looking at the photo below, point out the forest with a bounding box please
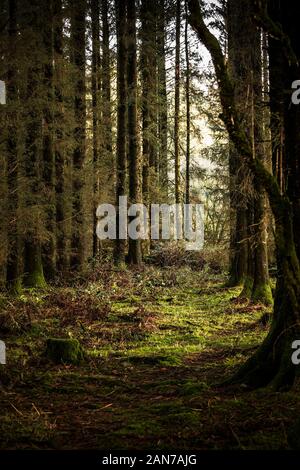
[1,0,300,456]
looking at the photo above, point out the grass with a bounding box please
[0,266,299,449]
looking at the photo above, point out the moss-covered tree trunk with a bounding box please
[188,0,300,390]
[227,0,271,303]
[230,204,300,390]
[23,0,46,289]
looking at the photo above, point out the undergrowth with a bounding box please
[0,265,298,450]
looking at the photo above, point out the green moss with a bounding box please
[226,273,245,288]
[24,270,47,289]
[251,283,273,306]
[126,355,169,365]
[2,267,289,450]
[114,261,127,271]
[180,380,210,395]
[23,242,47,289]
[239,276,253,299]
[45,338,84,365]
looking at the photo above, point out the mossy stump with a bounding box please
[251,283,273,306]
[45,338,84,365]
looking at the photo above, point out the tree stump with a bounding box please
[45,338,84,365]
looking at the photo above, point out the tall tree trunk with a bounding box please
[91,0,101,258]
[0,0,7,287]
[127,0,142,265]
[141,0,157,209]
[141,0,158,254]
[251,28,272,305]
[157,0,168,197]
[174,0,181,204]
[113,0,127,266]
[227,0,253,288]
[281,13,300,263]
[70,0,86,270]
[42,0,56,280]
[185,0,190,205]
[268,2,285,192]
[6,0,21,293]
[53,0,68,272]
[227,0,271,304]
[23,0,46,288]
[102,0,113,188]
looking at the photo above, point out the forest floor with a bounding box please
[0,264,300,450]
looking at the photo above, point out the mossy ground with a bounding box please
[0,266,299,449]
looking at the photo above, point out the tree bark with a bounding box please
[174,0,181,204]
[251,27,272,305]
[70,0,86,270]
[141,0,158,209]
[113,0,127,266]
[23,0,46,288]
[91,0,101,258]
[127,0,142,265]
[42,0,56,280]
[157,0,168,197]
[227,0,253,289]
[102,0,113,185]
[6,0,22,293]
[185,0,191,206]
[53,0,68,272]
